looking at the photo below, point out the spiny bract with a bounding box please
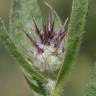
[24,16,68,77]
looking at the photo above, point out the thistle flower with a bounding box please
[23,16,68,78]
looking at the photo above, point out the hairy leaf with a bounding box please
[24,75,46,96]
[9,0,42,49]
[0,18,48,95]
[44,1,62,32]
[52,0,89,96]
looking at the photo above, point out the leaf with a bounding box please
[83,63,96,96]
[9,0,42,49]
[0,18,48,95]
[44,1,62,32]
[24,75,46,96]
[51,0,89,96]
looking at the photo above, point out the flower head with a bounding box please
[24,16,68,77]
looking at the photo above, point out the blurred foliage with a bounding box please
[0,0,96,96]
[84,63,96,96]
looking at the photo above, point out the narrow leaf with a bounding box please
[0,18,48,94]
[24,75,46,96]
[9,0,42,49]
[44,2,62,32]
[52,0,89,96]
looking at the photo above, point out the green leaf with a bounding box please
[0,18,48,95]
[24,75,46,96]
[52,0,89,96]
[9,0,42,49]
[84,63,96,96]
[37,0,62,32]
[44,1,62,32]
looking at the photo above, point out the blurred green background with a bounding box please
[0,0,96,96]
